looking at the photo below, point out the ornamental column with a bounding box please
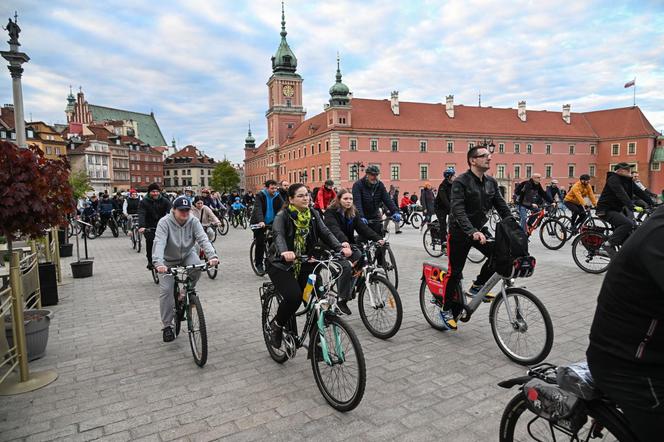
[1,13,30,148]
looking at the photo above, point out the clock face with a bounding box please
[282,85,295,97]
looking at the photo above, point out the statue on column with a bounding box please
[3,15,21,46]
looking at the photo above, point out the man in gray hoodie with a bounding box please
[153,196,219,342]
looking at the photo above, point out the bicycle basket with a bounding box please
[522,378,585,431]
[510,256,536,278]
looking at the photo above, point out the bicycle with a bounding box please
[399,205,424,229]
[422,219,446,258]
[168,262,210,367]
[66,214,81,239]
[81,213,101,239]
[366,220,399,288]
[116,211,129,235]
[419,249,553,365]
[249,224,272,276]
[128,214,141,251]
[521,204,567,250]
[498,362,638,441]
[204,225,217,243]
[230,209,247,229]
[259,252,366,411]
[141,228,159,284]
[211,208,230,236]
[199,247,218,279]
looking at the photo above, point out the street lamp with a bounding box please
[350,161,364,178]
[478,138,496,153]
[299,170,308,183]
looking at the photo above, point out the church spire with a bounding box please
[245,122,256,148]
[271,2,298,74]
[329,53,350,106]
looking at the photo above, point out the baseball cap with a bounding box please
[173,196,191,210]
[614,162,632,171]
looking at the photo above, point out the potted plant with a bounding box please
[4,309,53,361]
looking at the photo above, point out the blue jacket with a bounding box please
[352,177,398,220]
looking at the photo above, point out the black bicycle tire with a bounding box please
[151,268,159,284]
[207,266,218,279]
[249,240,265,276]
[419,279,448,331]
[110,221,119,238]
[538,218,567,250]
[499,393,637,442]
[384,246,399,289]
[411,213,423,229]
[571,233,609,274]
[174,289,183,337]
[210,228,217,243]
[310,315,366,412]
[489,287,554,365]
[217,218,229,236]
[241,215,247,229]
[188,295,208,367]
[357,274,402,339]
[130,230,137,249]
[422,225,445,258]
[261,290,288,363]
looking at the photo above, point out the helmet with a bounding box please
[443,167,456,178]
[235,197,240,202]
[365,165,380,175]
[185,186,193,192]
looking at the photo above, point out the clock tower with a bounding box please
[266,3,306,151]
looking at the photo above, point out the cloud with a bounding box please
[0,0,662,164]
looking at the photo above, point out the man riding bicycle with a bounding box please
[123,188,141,227]
[250,180,285,274]
[596,162,653,257]
[351,165,401,235]
[152,196,218,342]
[564,174,597,233]
[587,204,664,441]
[138,183,172,270]
[435,167,455,244]
[515,173,552,232]
[441,145,512,330]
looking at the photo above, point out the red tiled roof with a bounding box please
[282,112,331,147]
[87,125,116,142]
[119,135,146,145]
[167,145,215,164]
[152,146,167,153]
[582,106,659,139]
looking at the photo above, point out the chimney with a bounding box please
[562,104,571,124]
[518,100,526,122]
[445,95,454,118]
[390,91,399,116]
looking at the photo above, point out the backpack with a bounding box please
[493,217,530,277]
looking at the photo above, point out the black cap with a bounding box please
[614,162,632,171]
[580,174,590,181]
[147,182,161,192]
[173,196,191,210]
[365,165,380,175]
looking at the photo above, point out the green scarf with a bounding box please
[289,204,311,277]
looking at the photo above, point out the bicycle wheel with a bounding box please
[137,233,142,253]
[381,245,399,289]
[174,292,184,337]
[249,240,265,276]
[418,279,449,331]
[310,314,366,412]
[110,220,119,238]
[208,228,217,243]
[121,219,128,235]
[499,393,636,442]
[217,218,229,236]
[206,265,218,279]
[538,218,567,250]
[84,224,98,240]
[67,221,75,239]
[261,289,288,363]
[357,274,402,339]
[410,213,423,229]
[423,225,445,258]
[187,294,208,367]
[467,247,486,264]
[240,216,247,229]
[231,215,238,228]
[151,267,159,284]
[572,232,610,274]
[489,287,553,365]
[130,230,137,250]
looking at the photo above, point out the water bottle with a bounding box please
[302,273,316,304]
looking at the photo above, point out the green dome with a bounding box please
[271,4,297,74]
[329,55,350,106]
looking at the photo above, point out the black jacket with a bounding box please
[268,208,343,271]
[352,177,398,220]
[587,205,664,375]
[450,170,511,237]
[250,189,285,225]
[138,195,171,228]
[596,171,653,213]
[421,188,435,214]
[435,180,452,213]
[518,179,551,207]
[323,209,382,244]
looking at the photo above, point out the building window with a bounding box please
[527,144,532,154]
[569,144,575,155]
[514,143,520,154]
[349,165,359,181]
[318,167,322,182]
[286,99,292,107]
[568,164,575,178]
[349,139,357,151]
[651,162,660,171]
[311,145,314,155]
[46,146,52,155]
[545,164,553,178]
[391,139,399,152]
[419,140,428,152]
[419,164,429,180]
[611,143,619,155]
[496,164,506,179]
[514,164,521,179]
[590,145,596,155]
[0,131,5,138]
[371,139,378,151]
[589,164,596,177]
[545,144,551,155]
[326,166,330,179]
[628,142,636,155]
[390,164,400,181]
[325,141,329,151]
[498,143,505,154]
[525,164,533,178]
[447,141,454,153]
[318,143,322,154]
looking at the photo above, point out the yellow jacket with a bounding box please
[565,181,597,206]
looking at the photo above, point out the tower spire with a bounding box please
[280,2,287,38]
[329,52,350,106]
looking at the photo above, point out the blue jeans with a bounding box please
[518,205,530,232]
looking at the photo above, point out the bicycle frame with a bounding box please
[461,273,520,324]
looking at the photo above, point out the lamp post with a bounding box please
[1,13,29,148]
[477,138,495,153]
[350,161,364,180]
[299,170,308,183]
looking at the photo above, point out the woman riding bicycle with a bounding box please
[192,196,220,238]
[266,183,353,348]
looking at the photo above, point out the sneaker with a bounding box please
[337,299,352,315]
[601,241,617,259]
[467,283,494,303]
[162,327,175,343]
[268,320,283,348]
[395,230,402,234]
[438,309,457,331]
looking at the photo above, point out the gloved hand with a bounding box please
[391,213,402,223]
[360,217,368,224]
[634,206,644,213]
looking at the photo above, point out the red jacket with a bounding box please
[315,187,336,210]
[400,196,411,209]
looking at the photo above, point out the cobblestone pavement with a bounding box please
[1,223,604,441]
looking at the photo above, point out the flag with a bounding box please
[624,79,635,88]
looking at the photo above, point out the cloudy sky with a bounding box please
[1,0,663,162]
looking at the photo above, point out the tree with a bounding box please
[210,160,240,193]
[69,169,92,200]
[0,141,74,251]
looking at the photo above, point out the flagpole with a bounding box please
[633,78,636,107]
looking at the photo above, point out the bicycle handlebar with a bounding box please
[165,262,211,274]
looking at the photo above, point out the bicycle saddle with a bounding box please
[556,362,600,400]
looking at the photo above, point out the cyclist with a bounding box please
[230,197,246,221]
[596,162,653,257]
[587,204,664,440]
[545,179,565,209]
[98,194,115,232]
[564,174,597,233]
[250,180,285,274]
[192,196,220,239]
[243,190,255,208]
[122,188,141,230]
[400,192,412,222]
[515,173,552,232]
[183,187,195,203]
[441,145,512,330]
[352,165,401,236]
[138,183,172,270]
[435,167,455,243]
[153,196,219,342]
[420,182,435,225]
[266,183,352,347]
[314,180,336,213]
